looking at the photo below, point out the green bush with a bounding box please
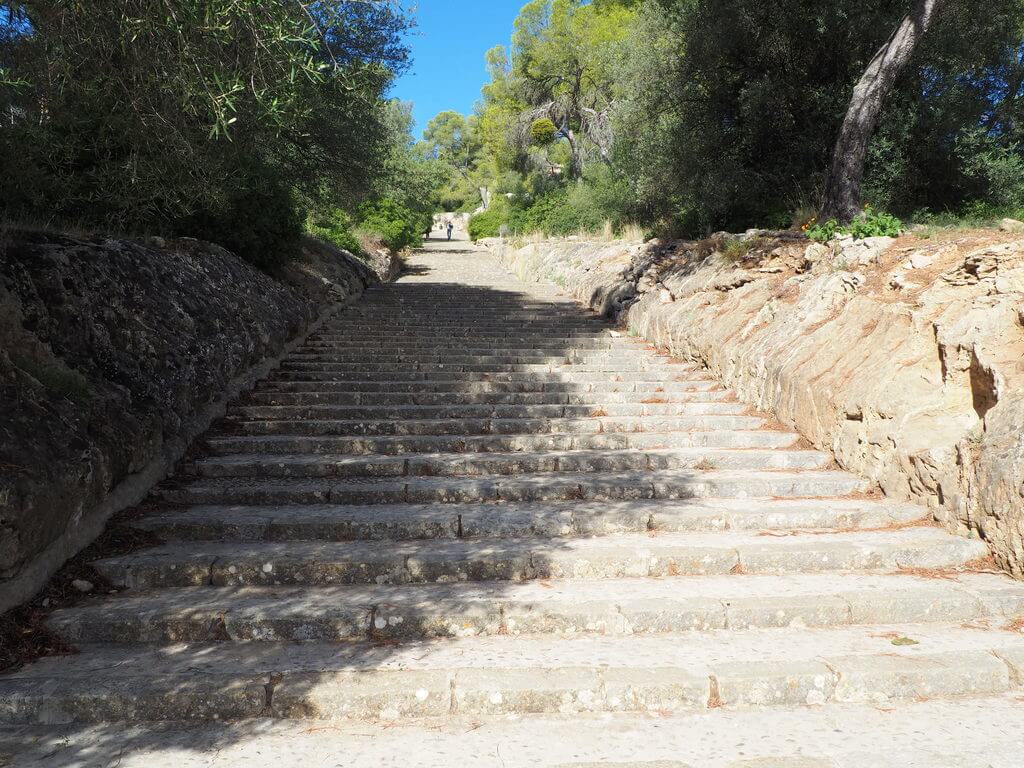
[357,199,427,252]
[307,208,366,256]
[468,204,509,240]
[806,208,903,242]
[179,177,304,269]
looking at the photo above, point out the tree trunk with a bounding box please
[819,0,944,222]
[564,127,582,180]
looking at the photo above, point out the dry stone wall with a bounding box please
[0,232,381,612]
[486,233,1024,576]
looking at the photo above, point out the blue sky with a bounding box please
[391,1,525,138]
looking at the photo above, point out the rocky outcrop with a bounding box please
[0,232,378,612]
[487,232,1024,577]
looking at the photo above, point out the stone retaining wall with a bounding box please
[486,233,1024,577]
[0,233,381,612]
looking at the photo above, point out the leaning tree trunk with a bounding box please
[819,0,944,222]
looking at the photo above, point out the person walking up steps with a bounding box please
[446,221,454,241]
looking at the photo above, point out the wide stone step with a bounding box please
[130,498,928,542]
[155,469,867,506]
[227,402,748,421]
[223,414,767,437]
[90,529,984,589]
[8,701,1024,767]
[202,430,798,457]
[266,370,708,383]
[303,341,648,354]
[278,362,677,374]
[47,573,1024,644]
[4,625,1022,722]
[287,352,664,364]
[257,379,721,394]
[184,448,831,480]
[243,389,732,406]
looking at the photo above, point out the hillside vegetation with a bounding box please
[0,2,444,266]
[415,0,1024,240]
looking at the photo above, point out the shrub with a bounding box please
[468,204,509,240]
[306,208,366,256]
[805,208,903,242]
[356,199,427,252]
[179,177,304,269]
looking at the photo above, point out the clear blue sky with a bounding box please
[391,1,525,138]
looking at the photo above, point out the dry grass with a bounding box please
[693,458,718,471]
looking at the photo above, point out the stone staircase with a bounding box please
[4,241,1024,746]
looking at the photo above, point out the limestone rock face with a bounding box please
[489,233,1024,576]
[0,232,376,606]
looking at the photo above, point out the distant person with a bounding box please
[446,222,454,241]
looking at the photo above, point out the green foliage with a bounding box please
[307,208,366,257]
[530,118,558,145]
[469,204,511,241]
[806,209,903,242]
[357,199,427,253]
[179,170,305,269]
[0,1,411,267]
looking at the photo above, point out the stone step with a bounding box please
[46,573,1024,644]
[302,342,649,354]
[8,701,1024,767]
[227,402,749,421]
[278,362,678,375]
[155,469,868,506]
[243,389,733,406]
[183,448,831,480]
[202,430,798,457]
[130,498,928,542]
[257,379,721,394]
[90,529,983,589]
[318,320,609,328]
[265,370,709,384]
[4,625,1022,722]
[222,414,768,437]
[287,351,665,363]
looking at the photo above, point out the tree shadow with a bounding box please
[0,243,733,765]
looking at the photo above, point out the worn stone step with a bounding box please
[47,573,1024,644]
[184,448,831,480]
[300,344,655,356]
[4,625,1022,723]
[90,529,983,589]
[257,379,721,394]
[223,414,767,437]
[155,469,867,506]
[227,402,748,421]
[202,430,798,457]
[130,498,927,542]
[266,370,709,384]
[287,351,664,364]
[8,700,1024,767]
[243,389,732,407]
[279,362,677,375]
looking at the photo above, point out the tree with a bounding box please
[820,0,945,222]
[510,0,634,178]
[0,1,411,265]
